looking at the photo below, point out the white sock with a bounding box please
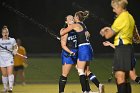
[8,74,14,89]
[2,76,8,90]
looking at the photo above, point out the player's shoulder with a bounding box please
[9,37,16,41]
[9,37,15,40]
[19,46,26,50]
[0,38,3,42]
[20,46,25,49]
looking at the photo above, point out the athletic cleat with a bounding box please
[83,91,87,93]
[99,84,104,93]
[8,88,12,93]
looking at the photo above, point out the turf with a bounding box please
[0,84,139,93]
[22,57,140,83]
[1,57,139,93]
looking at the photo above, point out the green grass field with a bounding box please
[0,57,139,93]
[0,83,139,93]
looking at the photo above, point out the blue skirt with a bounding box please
[61,49,78,65]
[78,44,93,61]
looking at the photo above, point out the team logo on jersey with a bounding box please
[68,35,77,40]
[1,42,11,45]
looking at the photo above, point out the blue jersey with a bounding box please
[66,30,78,49]
[76,22,89,45]
[76,22,93,61]
[61,30,78,65]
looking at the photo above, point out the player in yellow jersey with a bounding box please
[100,0,135,93]
[14,38,27,85]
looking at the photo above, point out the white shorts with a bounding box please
[0,55,14,67]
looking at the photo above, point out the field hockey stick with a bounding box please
[1,2,60,41]
[2,1,75,58]
[0,45,27,59]
[16,52,28,58]
[133,25,140,44]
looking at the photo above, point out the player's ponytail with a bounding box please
[75,10,89,21]
[83,11,89,19]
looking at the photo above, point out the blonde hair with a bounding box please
[66,15,73,20]
[111,0,128,9]
[75,11,89,21]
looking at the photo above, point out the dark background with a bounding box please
[0,0,140,54]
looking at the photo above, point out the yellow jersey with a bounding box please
[14,46,26,66]
[111,11,135,46]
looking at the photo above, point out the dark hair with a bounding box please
[75,11,89,21]
[2,25,8,31]
[2,25,8,29]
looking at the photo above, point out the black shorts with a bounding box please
[14,65,24,71]
[113,45,133,72]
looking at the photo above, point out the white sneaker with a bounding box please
[83,91,99,93]
[88,91,99,93]
[83,91,87,93]
[8,87,12,92]
[99,84,104,93]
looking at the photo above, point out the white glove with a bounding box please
[12,49,17,55]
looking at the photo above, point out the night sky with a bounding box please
[0,0,140,54]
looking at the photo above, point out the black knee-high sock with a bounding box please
[85,77,91,92]
[135,77,140,84]
[59,75,67,93]
[118,83,127,93]
[79,75,86,92]
[126,82,131,93]
[88,73,100,88]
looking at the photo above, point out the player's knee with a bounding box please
[85,70,91,76]
[115,72,125,84]
[77,68,85,76]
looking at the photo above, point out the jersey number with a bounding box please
[73,40,77,48]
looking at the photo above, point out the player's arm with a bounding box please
[60,24,76,36]
[12,44,18,55]
[85,31,90,38]
[23,48,28,64]
[103,41,115,49]
[100,27,116,39]
[61,34,73,54]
